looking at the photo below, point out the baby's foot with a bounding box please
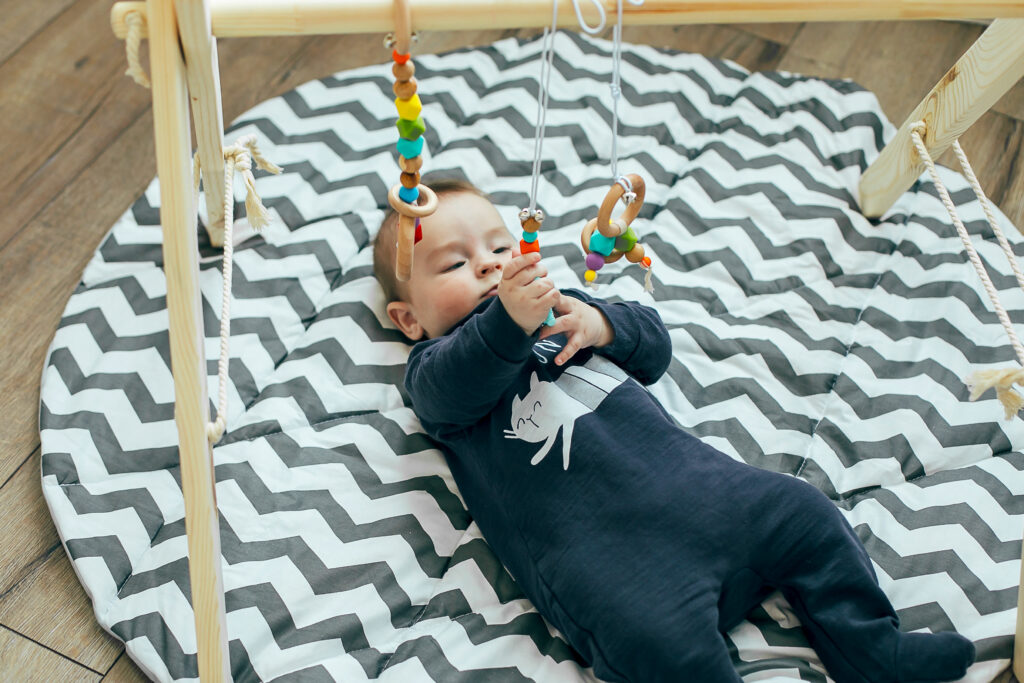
[896,632,975,682]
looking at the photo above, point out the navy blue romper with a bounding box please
[404,290,974,683]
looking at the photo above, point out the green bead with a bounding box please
[396,116,426,140]
[615,226,637,252]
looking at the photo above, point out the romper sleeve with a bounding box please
[562,288,672,385]
[405,298,537,428]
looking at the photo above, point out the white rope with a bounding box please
[124,11,151,89]
[527,2,559,215]
[606,0,638,183]
[908,122,1024,419]
[195,135,282,442]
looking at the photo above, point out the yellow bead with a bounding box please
[395,93,422,120]
[584,270,597,282]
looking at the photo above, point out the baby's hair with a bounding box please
[373,175,490,303]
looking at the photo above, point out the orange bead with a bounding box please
[641,256,652,268]
[392,61,415,81]
[400,171,420,189]
[398,155,423,173]
[520,239,541,254]
[393,78,418,99]
[392,49,411,64]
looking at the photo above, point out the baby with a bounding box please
[373,177,976,683]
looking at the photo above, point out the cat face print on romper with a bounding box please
[504,351,628,470]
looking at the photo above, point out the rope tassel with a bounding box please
[966,369,1024,420]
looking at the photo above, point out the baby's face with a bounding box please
[393,191,516,339]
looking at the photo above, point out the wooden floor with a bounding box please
[2,2,1023,680]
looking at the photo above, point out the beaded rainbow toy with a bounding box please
[580,173,653,289]
[386,6,437,282]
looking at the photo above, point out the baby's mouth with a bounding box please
[484,285,499,298]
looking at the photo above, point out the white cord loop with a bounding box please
[571,0,606,34]
[194,135,282,442]
[608,0,642,180]
[908,121,1024,419]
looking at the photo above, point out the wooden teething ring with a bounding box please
[580,173,646,264]
[389,183,439,282]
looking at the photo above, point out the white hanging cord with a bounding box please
[571,0,606,34]
[908,122,1024,419]
[194,135,282,442]
[123,11,151,89]
[608,0,643,183]
[527,1,560,215]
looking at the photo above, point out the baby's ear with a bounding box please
[386,301,424,341]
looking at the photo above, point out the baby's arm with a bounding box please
[405,258,554,428]
[543,289,672,385]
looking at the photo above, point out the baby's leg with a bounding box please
[759,477,974,683]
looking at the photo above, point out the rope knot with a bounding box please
[609,83,621,99]
[223,135,283,232]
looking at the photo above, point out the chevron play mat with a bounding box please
[41,32,1024,682]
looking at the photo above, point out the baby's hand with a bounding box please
[539,294,614,365]
[498,252,560,335]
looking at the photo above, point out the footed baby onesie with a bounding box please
[405,290,975,682]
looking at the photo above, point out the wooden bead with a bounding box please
[520,239,541,254]
[625,244,645,263]
[401,171,420,188]
[392,61,415,81]
[399,155,423,173]
[393,78,418,99]
[521,216,542,233]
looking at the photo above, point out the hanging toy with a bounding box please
[387,0,437,282]
[581,173,653,291]
[519,208,557,326]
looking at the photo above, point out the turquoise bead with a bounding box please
[398,185,419,203]
[396,137,424,158]
[589,231,616,256]
[522,230,538,243]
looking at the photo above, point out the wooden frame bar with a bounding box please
[112,0,1024,38]
[859,18,1024,217]
[146,0,231,679]
[177,0,229,246]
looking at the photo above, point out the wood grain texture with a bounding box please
[102,652,151,682]
[0,625,101,682]
[0,548,123,672]
[860,19,1024,216]
[0,0,77,65]
[0,452,62,598]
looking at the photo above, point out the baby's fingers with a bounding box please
[555,330,585,366]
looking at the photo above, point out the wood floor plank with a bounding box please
[0,0,76,65]
[0,545,123,673]
[0,626,101,682]
[730,21,803,46]
[102,652,148,683]
[0,452,62,598]
[623,24,784,72]
[0,0,138,248]
[786,21,985,122]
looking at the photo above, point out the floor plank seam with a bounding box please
[0,445,38,491]
[0,623,105,675]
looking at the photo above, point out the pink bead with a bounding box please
[586,252,605,271]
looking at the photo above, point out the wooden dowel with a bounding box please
[146,0,231,680]
[176,0,229,247]
[859,18,1024,217]
[112,0,1024,39]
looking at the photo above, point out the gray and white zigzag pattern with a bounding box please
[41,31,1024,682]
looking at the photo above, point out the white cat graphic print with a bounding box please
[504,353,628,470]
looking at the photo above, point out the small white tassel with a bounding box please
[965,367,1024,420]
